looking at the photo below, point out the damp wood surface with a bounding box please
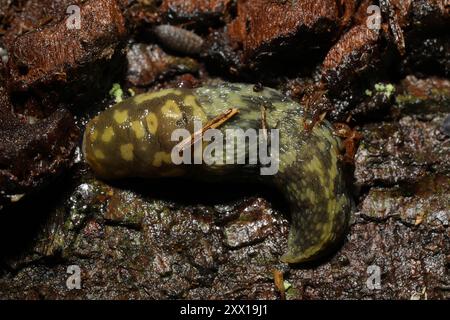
[0,0,448,299]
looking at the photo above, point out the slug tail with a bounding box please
[274,119,352,264]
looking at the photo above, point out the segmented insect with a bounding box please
[153,24,204,55]
[83,83,352,264]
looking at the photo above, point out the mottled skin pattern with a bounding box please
[83,83,352,264]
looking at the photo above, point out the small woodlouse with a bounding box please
[153,24,204,55]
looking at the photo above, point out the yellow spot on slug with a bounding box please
[278,148,297,173]
[184,95,207,121]
[94,149,105,160]
[318,141,327,152]
[306,155,324,176]
[131,120,145,139]
[184,95,196,106]
[114,109,129,124]
[161,100,182,120]
[327,198,337,217]
[101,127,115,143]
[305,155,330,197]
[133,89,182,104]
[120,144,134,161]
[90,129,98,142]
[145,112,158,135]
[152,151,172,167]
[305,188,317,204]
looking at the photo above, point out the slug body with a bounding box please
[83,83,351,264]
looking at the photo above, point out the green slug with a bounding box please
[83,83,352,264]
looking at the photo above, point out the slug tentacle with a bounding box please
[83,83,352,264]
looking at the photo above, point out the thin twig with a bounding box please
[260,105,268,141]
[176,108,239,152]
[273,269,286,300]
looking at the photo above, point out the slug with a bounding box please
[83,83,352,264]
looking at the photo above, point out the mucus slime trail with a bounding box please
[82,83,352,264]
